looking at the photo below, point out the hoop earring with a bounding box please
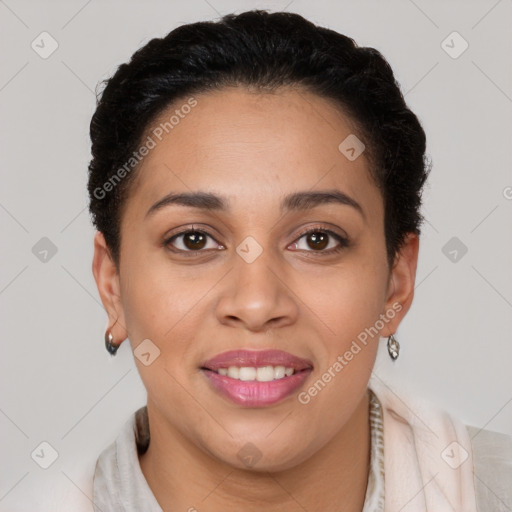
[387,334,400,361]
[105,330,119,356]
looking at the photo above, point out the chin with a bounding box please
[206,434,315,473]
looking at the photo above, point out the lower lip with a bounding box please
[201,369,312,407]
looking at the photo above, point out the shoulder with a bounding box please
[466,424,512,511]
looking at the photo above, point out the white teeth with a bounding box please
[274,365,286,379]
[216,365,295,381]
[227,366,239,379]
[256,366,275,382]
[239,367,257,381]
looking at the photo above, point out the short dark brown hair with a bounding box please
[87,9,430,268]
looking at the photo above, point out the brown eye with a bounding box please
[182,231,207,250]
[305,231,329,250]
[290,228,349,254]
[165,229,222,253]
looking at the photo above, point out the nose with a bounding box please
[215,247,299,333]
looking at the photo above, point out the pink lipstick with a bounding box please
[201,349,313,407]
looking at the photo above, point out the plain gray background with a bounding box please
[1,0,511,508]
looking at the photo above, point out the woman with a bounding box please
[86,9,511,512]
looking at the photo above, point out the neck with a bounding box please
[139,390,371,512]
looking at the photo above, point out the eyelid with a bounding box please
[163,224,350,254]
[291,226,349,252]
[163,225,223,255]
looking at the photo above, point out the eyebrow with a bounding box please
[145,189,365,219]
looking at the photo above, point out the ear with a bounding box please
[92,231,128,347]
[380,233,419,337]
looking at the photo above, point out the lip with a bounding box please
[202,349,313,372]
[201,349,313,407]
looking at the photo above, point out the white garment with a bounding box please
[91,379,512,511]
[15,382,512,511]
[369,377,511,511]
[92,389,386,512]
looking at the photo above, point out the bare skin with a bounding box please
[93,86,419,511]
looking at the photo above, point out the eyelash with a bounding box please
[163,225,350,257]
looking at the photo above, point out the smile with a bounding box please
[201,349,313,407]
[216,365,295,381]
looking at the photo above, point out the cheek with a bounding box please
[306,261,388,338]
[314,290,382,388]
[299,257,388,405]
[119,266,203,403]
[296,277,383,440]
[120,252,198,339]
[119,256,215,396]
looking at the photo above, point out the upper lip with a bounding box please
[201,349,313,371]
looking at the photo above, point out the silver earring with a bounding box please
[105,330,119,356]
[387,334,400,361]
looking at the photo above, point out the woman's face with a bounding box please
[94,86,417,471]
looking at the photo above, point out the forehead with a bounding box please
[124,86,380,219]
